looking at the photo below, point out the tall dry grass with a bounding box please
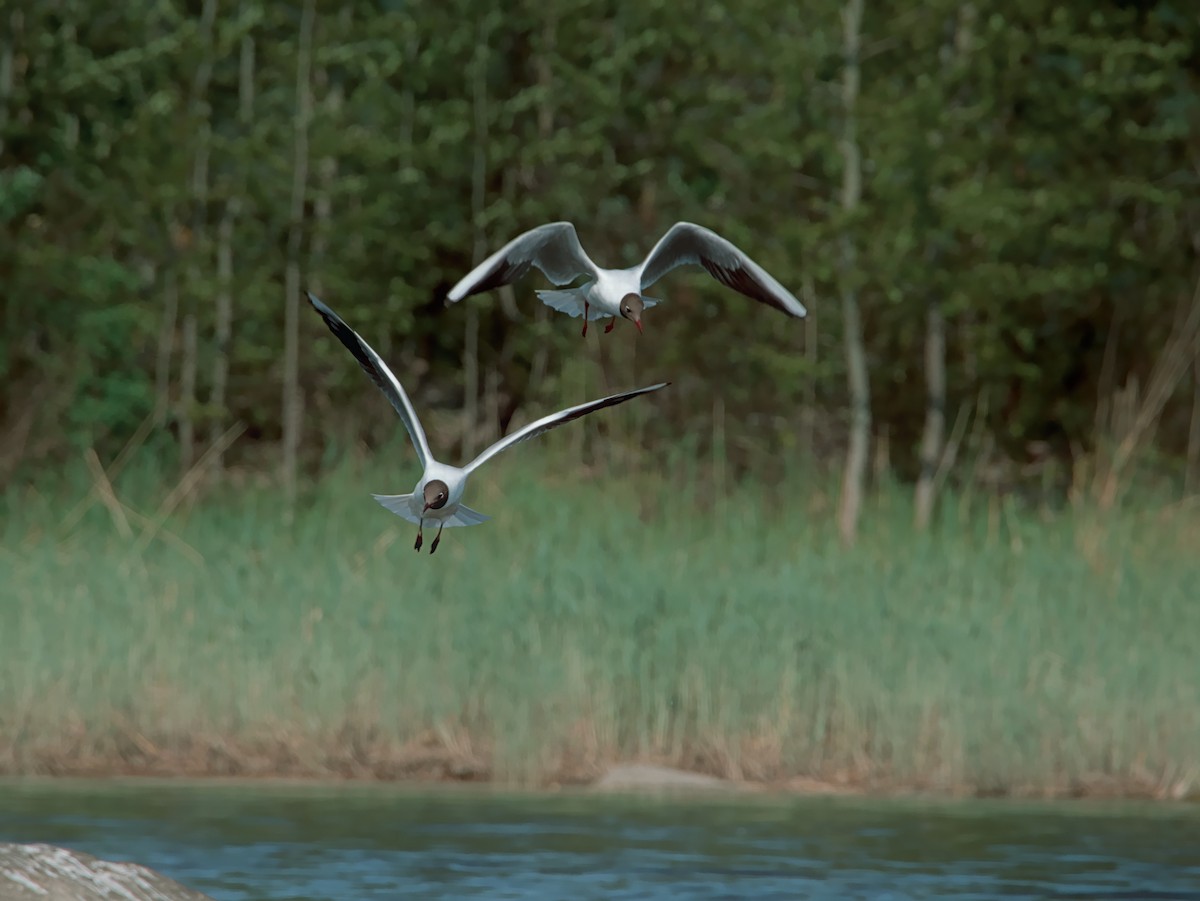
[1,442,1197,798]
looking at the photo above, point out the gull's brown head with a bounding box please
[423,480,449,511]
[619,293,645,334]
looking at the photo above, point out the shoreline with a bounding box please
[3,758,1195,804]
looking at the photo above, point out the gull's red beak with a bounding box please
[634,318,644,335]
[423,502,433,512]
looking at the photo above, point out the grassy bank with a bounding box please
[2,448,1198,799]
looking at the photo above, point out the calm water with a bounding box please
[0,780,1198,900]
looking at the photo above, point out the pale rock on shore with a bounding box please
[0,843,213,901]
[590,764,738,793]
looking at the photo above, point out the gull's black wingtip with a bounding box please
[630,381,671,398]
[305,291,345,328]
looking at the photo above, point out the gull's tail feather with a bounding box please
[536,285,606,320]
[372,493,421,525]
[371,494,491,529]
[442,504,491,528]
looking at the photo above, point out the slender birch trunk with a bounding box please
[210,199,237,460]
[527,11,557,394]
[913,256,946,530]
[62,24,79,150]
[239,7,255,121]
[914,3,974,530]
[209,6,255,470]
[0,10,16,157]
[386,31,417,369]
[307,73,333,301]
[463,20,491,459]
[155,267,178,426]
[179,315,197,470]
[282,0,316,519]
[836,0,869,547]
[1187,355,1200,495]
[800,271,817,461]
[177,0,218,472]
[308,8,348,301]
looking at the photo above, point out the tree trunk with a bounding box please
[239,12,255,122]
[307,94,335,300]
[179,313,197,471]
[914,277,946,530]
[527,11,557,396]
[0,10,16,157]
[915,3,974,529]
[484,367,501,450]
[308,8,348,301]
[836,0,869,547]
[800,271,817,462]
[155,268,178,426]
[62,25,79,152]
[463,19,491,459]
[179,0,217,475]
[209,199,237,464]
[209,2,254,473]
[399,33,418,166]
[282,0,315,520]
[463,306,480,458]
[1187,354,1200,495]
[387,31,418,380]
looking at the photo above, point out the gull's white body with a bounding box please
[537,266,660,323]
[373,459,487,530]
[307,293,668,543]
[446,220,807,324]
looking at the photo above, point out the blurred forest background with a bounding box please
[3,0,1199,539]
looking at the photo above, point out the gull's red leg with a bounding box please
[604,319,615,334]
[582,302,589,337]
[430,523,444,555]
[414,521,424,551]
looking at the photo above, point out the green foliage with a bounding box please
[2,455,1197,790]
[0,165,41,224]
[66,293,157,450]
[0,0,1197,481]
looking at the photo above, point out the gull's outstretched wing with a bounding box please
[638,222,806,318]
[447,222,600,303]
[307,292,433,469]
[463,382,670,475]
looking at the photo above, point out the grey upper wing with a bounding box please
[307,292,433,469]
[637,222,807,318]
[463,382,671,475]
[446,222,599,303]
